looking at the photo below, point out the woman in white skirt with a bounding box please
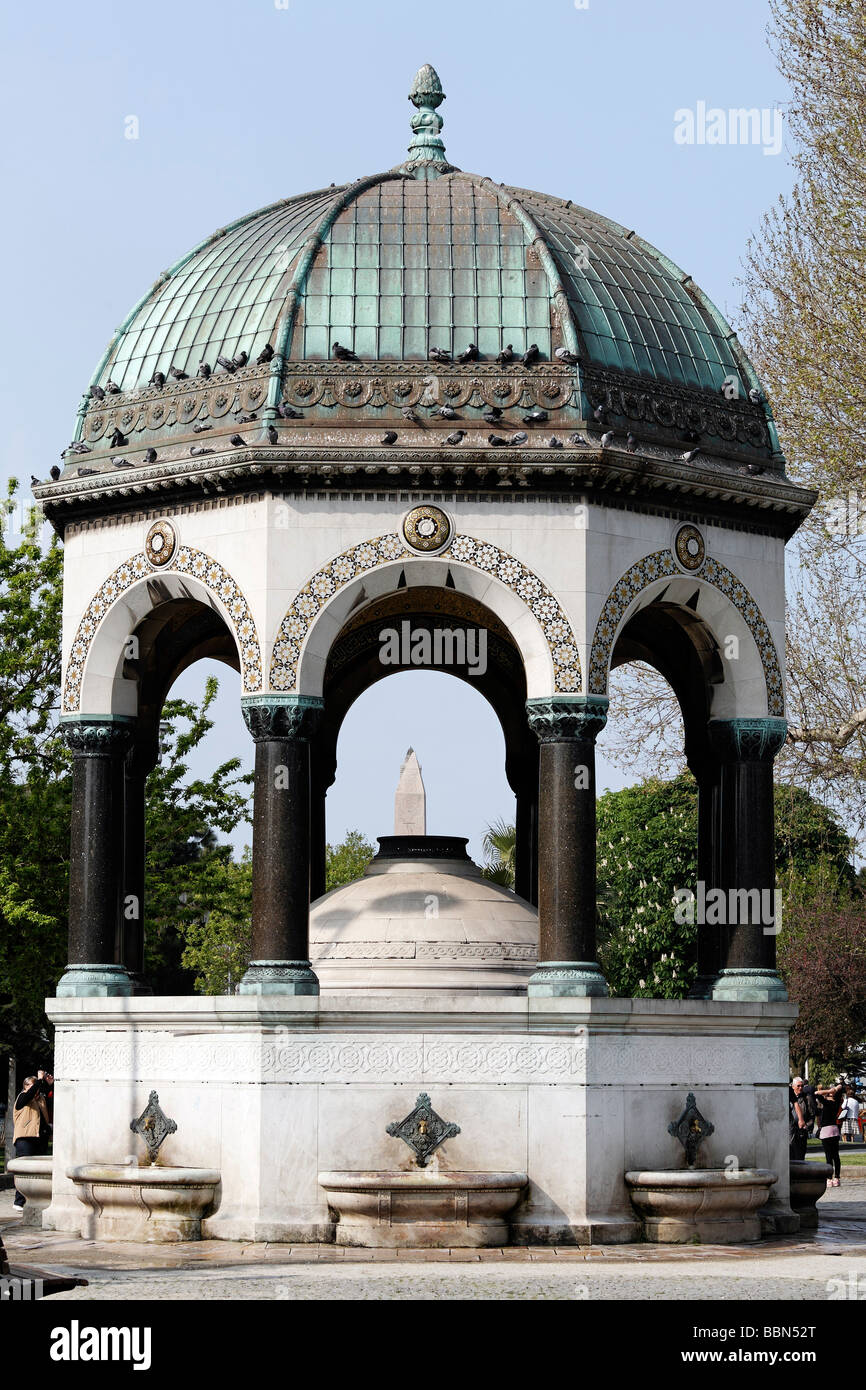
[842,1087,861,1143]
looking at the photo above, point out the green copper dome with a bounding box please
[86,66,761,403]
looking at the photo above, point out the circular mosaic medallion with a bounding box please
[402,505,452,554]
[145,520,177,568]
[674,523,705,572]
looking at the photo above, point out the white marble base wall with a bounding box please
[44,995,796,1245]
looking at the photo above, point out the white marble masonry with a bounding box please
[44,995,796,1245]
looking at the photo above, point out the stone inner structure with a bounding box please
[36,65,815,1247]
[394,748,426,835]
[312,758,537,992]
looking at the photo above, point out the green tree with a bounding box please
[0,486,68,1067]
[597,773,698,998]
[596,773,858,999]
[325,831,376,891]
[480,819,516,889]
[179,853,253,996]
[143,678,252,994]
[738,0,866,832]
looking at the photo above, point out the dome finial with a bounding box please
[401,64,457,180]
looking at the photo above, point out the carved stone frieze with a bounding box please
[279,362,578,412]
[583,366,771,453]
[80,364,272,442]
[241,696,324,742]
[52,1027,789,1086]
[62,719,135,758]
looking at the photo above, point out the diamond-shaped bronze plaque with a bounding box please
[386,1092,460,1167]
[668,1091,714,1167]
[130,1090,177,1165]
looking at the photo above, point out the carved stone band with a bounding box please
[527,962,609,998]
[241,696,324,743]
[61,718,136,759]
[237,960,320,998]
[707,717,788,763]
[526,696,609,743]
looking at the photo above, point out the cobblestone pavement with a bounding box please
[3,1180,865,1301]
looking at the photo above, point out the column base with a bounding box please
[527,961,609,998]
[237,960,320,997]
[55,964,132,998]
[711,968,788,1003]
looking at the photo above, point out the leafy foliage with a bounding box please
[143,678,252,995]
[0,490,67,1067]
[597,774,698,998]
[780,906,866,1073]
[596,773,858,1001]
[325,831,376,891]
[480,819,516,889]
[738,0,866,837]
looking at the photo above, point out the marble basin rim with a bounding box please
[624,1167,778,1245]
[67,1162,221,1243]
[318,1170,529,1248]
[8,1155,53,1228]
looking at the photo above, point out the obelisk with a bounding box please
[394,748,426,835]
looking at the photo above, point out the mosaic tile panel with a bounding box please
[63,546,263,712]
[587,549,784,716]
[269,532,582,693]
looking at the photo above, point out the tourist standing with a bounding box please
[842,1086,860,1144]
[800,1079,818,1136]
[789,1077,809,1160]
[11,1070,52,1212]
[815,1081,845,1186]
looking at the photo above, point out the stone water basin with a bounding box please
[67,1163,220,1242]
[625,1168,778,1243]
[8,1155,53,1227]
[789,1159,833,1229]
[319,1170,528,1247]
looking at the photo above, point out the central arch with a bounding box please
[309,584,539,903]
[269,531,582,697]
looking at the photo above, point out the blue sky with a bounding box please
[2,0,794,863]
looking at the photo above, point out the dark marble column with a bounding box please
[707,717,788,1002]
[686,752,723,999]
[57,718,135,997]
[239,696,324,996]
[120,735,157,995]
[309,754,336,903]
[525,696,609,997]
[514,778,533,904]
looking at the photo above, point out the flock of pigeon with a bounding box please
[40,338,767,484]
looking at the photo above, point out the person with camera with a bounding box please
[11,1069,53,1212]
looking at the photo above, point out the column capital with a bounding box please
[526,696,609,743]
[707,717,787,762]
[241,695,324,742]
[61,715,135,758]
